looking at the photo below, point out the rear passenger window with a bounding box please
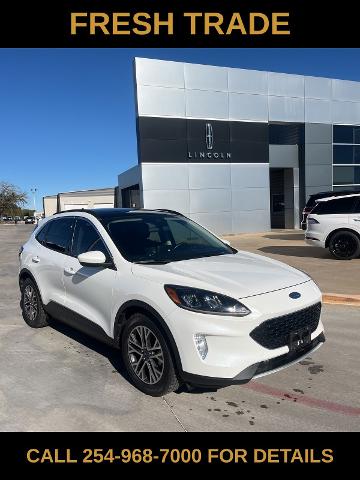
[44,218,74,254]
[314,197,357,215]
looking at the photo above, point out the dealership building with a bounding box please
[116,57,360,235]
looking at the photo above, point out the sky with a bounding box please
[1,48,360,209]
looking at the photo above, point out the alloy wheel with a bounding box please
[23,285,38,321]
[332,234,358,259]
[127,325,164,385]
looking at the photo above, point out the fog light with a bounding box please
[194,334,208,360]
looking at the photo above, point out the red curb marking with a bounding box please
[244,382,360,417]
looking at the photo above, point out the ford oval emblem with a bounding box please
[289,292,301,299]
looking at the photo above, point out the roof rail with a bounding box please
[153,209,184,216]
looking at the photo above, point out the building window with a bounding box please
[333,125,360,187]
[333,125,360,144]
[333,145,360,165]
[333,166,360,185]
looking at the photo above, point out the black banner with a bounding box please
[0,1,358,47]
[0,432,356,472]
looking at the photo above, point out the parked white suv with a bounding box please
[19,209,324,396]
[306,194,360,260]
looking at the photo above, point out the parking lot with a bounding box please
[0,224,359,431]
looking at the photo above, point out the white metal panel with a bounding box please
[228,68,268,95]
[135,58,185,88]
[305,76,332,100]
[232,210,270,234]
[229,93,268,122]
[332,101,360,125]
[189,164,231,189]
[268,73,304,97]
[137,85,185,117]
[231,188,269,212]
[231,164,269,189]
[141,163,189,190]
[268,96,304,122]
[305,98,332,124]
[332,79,360,102]
[189,189,231,214]
[184,63,228,91]
[190,212,232,235]
[185,89,228,119]
[142,189,190,214]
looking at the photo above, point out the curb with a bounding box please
[323,294,360,307]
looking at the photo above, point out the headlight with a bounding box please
[164,285,251,316]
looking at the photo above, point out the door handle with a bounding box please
[64,267,75,275]
[353,218,360,222]
[32,256,40,263]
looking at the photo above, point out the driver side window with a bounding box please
[71,218,110,260]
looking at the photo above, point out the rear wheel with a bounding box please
[328,231,360,260]
[21,277,49,328]
[121,313,179,396]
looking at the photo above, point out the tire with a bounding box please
[20,277,49,328]
[328,230,360,260]
[121,313,180,396]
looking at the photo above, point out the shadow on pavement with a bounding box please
[264,234,305,241]
[47,318,218,395]
[47,317,129,380]
[259,246,331,258]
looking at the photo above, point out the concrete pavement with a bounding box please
[224,229,360,296]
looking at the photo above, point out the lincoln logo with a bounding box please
[187,122,231,161]
[206,123,214,150]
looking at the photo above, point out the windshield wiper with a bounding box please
[134,260,170,265]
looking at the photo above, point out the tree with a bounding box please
[0,182,28,218]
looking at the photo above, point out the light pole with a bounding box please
[30,187,37,214]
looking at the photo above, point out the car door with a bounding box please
[349,197,360,231]
[63,217,117,337]
[33,217,75,306]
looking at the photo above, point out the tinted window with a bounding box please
[71,219,109,259]
[333,145,360,165]
[333,125,360,144]
[44,218,74,254]
[354,199,360,213]
[333,166,360,185]
[35,222,50,244]
[106,213,234,263]
[314,197,357,215]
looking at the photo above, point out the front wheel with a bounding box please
[121,313,180,396]
[328,231,360,260]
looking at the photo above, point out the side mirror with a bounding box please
[221,238,231,246]
[78,251,108,267]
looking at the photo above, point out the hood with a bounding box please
[131,251,310,299]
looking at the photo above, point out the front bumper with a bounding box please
[166,280,324,381]
[182,332,325,387]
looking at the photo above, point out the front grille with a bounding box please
[250,302,321,350]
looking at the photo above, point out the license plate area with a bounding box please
[289,327,311,352]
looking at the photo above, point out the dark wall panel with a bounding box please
[137,117,269,164]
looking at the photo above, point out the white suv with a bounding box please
[19,209,324,396]
[306,194,360,260]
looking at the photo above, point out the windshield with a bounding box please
[105,213,235,263]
